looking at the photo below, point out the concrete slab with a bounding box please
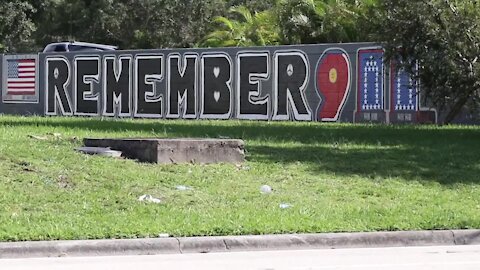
[83,138,245,164]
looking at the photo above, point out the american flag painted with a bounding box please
[7,58,36,96]
[358,50,384,111]
[392,67,418,111]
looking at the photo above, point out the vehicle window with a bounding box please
[54,44,67,52]
[68,45,103,52]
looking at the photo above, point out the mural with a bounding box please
[0,43,438,123]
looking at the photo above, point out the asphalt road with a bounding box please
[1,245,480,270]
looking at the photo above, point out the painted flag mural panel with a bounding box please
[316,49,351,121]
[391,64,418,111]
[357,49,384,111]
[2,55,38,103]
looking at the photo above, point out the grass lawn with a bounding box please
[0,115,479,241]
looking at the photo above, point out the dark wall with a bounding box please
[0,43,438,123]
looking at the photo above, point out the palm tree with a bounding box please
[277,0,379,44]
[276,0,326,44]
[200,0,379,48]
[200,5,280,47]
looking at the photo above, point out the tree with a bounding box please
[30,0,126,49]
[276,0,325,44]
[225,0,278,12]
[117,0,226,49]
[31,0,225,51]
[200,5,280,47]
[276,0,378,44]
[374,0,480,123]
[0,0,36,52]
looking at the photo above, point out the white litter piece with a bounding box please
[279,203,293,209]
[158,233,170,238]
[138,194,162,204]
[47,132,62,138]
[236,164,251,171]
[28,135,48,140]
[260,185,273,194]
[176,185,193,191]
[76,147,122,158]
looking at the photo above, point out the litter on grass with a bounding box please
[28,133,62,140]
[76,147,122,158]
[260,185,273,194]
[235,164,251,171]
[47,132,62,138]
[138,194,162,204]
[176,185,193,191]
[28,135,48,140]
[279,203,293,209]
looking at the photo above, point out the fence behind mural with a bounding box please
[0,43,438,123]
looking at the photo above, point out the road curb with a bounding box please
[0,230,479,259]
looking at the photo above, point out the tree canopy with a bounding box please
[374,0,480,123]
[0,0,378,52]
[0,0,36,52]
[1,0,227,52]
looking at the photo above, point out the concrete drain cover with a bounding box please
[83,138,245,164]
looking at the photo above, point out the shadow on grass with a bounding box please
[2,117,480,185]
[250,144,479,185]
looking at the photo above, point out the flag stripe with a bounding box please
[17,73,36,77]
[18,67,35,73]
[8,78,35,82]
[8,84,35,88]
[7,90,36,92]
[6,91,36,95]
